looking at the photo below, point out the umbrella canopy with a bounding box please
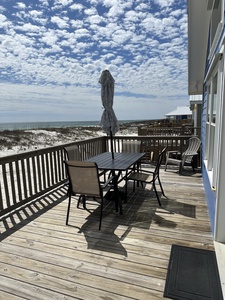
[99,70,119,135]
[99,70,119,159]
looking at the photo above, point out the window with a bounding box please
[204,62,221,184]
[211,0,222,44]
[208,0,223,59]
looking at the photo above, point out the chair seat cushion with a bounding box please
[166,158,181,166]
[127,171,153,182]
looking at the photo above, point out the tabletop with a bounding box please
[87,152,145,171]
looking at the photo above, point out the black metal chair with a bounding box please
[125,147,167,206]
[65,160,114,230]
[121,140,143,192]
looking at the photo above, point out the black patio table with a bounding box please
[87,152,145,214]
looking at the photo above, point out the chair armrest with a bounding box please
[166,150,180,155]
[136,170,154,175]
[183,152,198,157]
[166,150,181,159]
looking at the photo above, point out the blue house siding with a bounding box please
[201,88,215,234]
[201,88,207,161]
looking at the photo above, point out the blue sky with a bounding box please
[0,0,188,123]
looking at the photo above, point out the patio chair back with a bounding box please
[182,136,201,164]
[122,140,141,153]
[153,146,167,180]
[66,161,101,197]
[65,160,105,230]
[121,140,142,177]
[125,146,167,206]
[64,145,81,161]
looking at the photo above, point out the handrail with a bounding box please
[138,126,199,136]
[0,135,192,217]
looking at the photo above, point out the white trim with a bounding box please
[214,50,225,243]
[204,160,214,187]
[209,21,223,61]
[214,241,225,299]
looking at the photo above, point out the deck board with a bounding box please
[0,167,214,299]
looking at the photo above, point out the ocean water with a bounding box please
[0,121,100,131]
[0,120,142,131]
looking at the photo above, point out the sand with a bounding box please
[0,123,141,158]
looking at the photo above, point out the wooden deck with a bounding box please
[0,166,213,300]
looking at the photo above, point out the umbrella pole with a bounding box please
[110,128,114,159]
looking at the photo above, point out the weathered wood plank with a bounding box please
[0,168,214,299]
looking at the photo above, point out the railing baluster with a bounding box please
[32,156,37,194]
[45,153,51,187]
[2,164,10,209]
[21,158,27,199]
[53,151,58,183]
[37,155,42,192]
[9,162,16,204]
[26,157,33,196]
[15,160,22,201]
[0,181,3,210]
[41,154,46,189]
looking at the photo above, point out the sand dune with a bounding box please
[0,124,139,158]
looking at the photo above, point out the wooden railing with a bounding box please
[0,135,192,217]
[108,135,191,162]
[0,137,107,217]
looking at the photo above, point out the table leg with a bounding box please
[112,172,123,215]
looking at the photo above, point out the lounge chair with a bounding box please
[164,137,201,175]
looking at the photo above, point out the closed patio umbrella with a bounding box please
[99,70,119,159]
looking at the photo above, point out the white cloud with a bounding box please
[69,3,84,11]
[16,2,26,10]
[155,0,175,8]
[0,1,189,122]
[41,30,58,46]
[19,23,41,32]
[0,13,7,23]
[53,0,73,9]
[51,16,69,29]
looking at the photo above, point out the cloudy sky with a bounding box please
[0,0,188,123]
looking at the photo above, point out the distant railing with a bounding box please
[138,126,196,136]
[0,135,192,217]
[108,135,191,162]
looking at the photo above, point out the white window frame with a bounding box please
[204,60,222,188]
[208,0,224,61]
